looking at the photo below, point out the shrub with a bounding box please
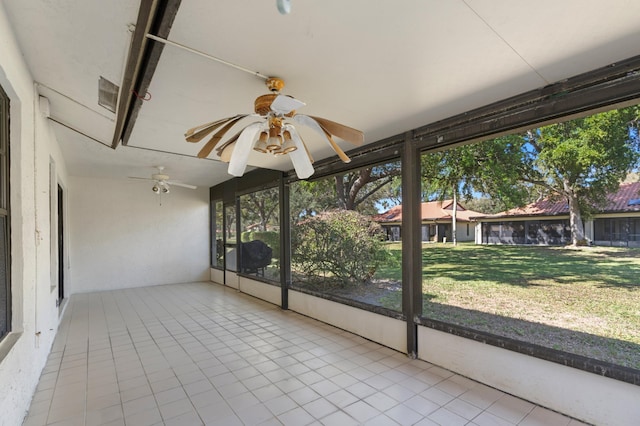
[291,209,391,286]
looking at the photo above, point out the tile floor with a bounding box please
[23,282,587,426]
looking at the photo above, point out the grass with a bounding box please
[375,242,640,369]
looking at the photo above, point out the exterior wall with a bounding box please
[383,222,476,243]
[289,290,407,353]
[68,177,210,293]
[210,267,224,285]
[0,4,69,424]
[225,271,239,289]
[480,217,571,245]
[584,219,594,242]
[238,277,281,306]
[418,326,640,426]
[454,222,475,242]
[482,214,640,246]
[593,214,640,247]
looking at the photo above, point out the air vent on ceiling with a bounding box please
[98,76,119,113]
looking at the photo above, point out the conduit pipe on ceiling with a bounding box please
[145,34,269,81]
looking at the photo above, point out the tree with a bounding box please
[334,162,401,212]
[422,138,531,243]
[240,188,279,231]
[519,106,640,245]
[422,106,640,245]
[290,161,401,220]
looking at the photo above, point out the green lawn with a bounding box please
[376,242,640,369]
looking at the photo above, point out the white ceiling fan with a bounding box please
[129,166,197,193]
[185,77,364,179]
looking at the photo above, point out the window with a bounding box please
[224,204,237,271]
[420,104,640,372]
[211,200,223,268]
[239,187,280,282]
[289,161,402,312]
[0,84,10,341]
[595,217,640,246]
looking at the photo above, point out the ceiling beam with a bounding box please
[111,0,182,149]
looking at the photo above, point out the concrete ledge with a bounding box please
[289,290,406,352]
[418,325,640,426]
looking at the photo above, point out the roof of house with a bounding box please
[373,200,484,224]
[478,181,640,219]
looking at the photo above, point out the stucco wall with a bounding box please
[418,326,640,426]
[68,177,210,293]
[0,3,69,425]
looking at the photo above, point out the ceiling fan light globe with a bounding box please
[152,185,159,193]
[162,187,169,194]
[265,135,283,152]
[253,131,269,153]
[281,130,297,154]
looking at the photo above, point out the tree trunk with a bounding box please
[452,190,458,245]
[335,175,347,209]
[564,180,586,245]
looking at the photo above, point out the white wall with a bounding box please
[289,290,407,353]
[418,326,640,426]
[454,222,475,242]
[68,176,210,293]
[238,276,281,306]
[0,3,68,425]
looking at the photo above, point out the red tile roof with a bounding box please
[373,200,484,223]
[483,181,640,218]
[607,181,640,212]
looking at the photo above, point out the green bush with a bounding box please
[292,209,391,286]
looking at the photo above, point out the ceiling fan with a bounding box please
[129,166,197,193]
[184,77,364,179]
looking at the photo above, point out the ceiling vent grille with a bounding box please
[98,76,119,113]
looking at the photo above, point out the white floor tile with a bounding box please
[24,283,580,426]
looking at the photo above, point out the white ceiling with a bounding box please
[4,0,640,188]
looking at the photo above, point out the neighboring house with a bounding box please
[475,181,640,247]
[373,200,483,242]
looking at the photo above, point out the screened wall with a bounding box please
[208,60,640,392]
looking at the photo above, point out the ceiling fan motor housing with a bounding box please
[152,173,170,181]
[254,94,278,116]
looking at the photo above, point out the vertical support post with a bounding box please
[401,132,423,358]
[280,176,290,310]
[235,196,241,274]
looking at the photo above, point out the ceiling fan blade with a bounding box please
[307,115,364,146]
[166,180,197,190]
[128,176,154,181]
[219,141,235,162]
[295,130,314,164]
[218,141,236,163]
[185,115,244,142]
[285,126,315,179]
[271,95,306,115]
[215,121,262,157]
[197,115,248,158]
[228,122,263,176]
[293,114,351,163]
[214,131,241,157]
